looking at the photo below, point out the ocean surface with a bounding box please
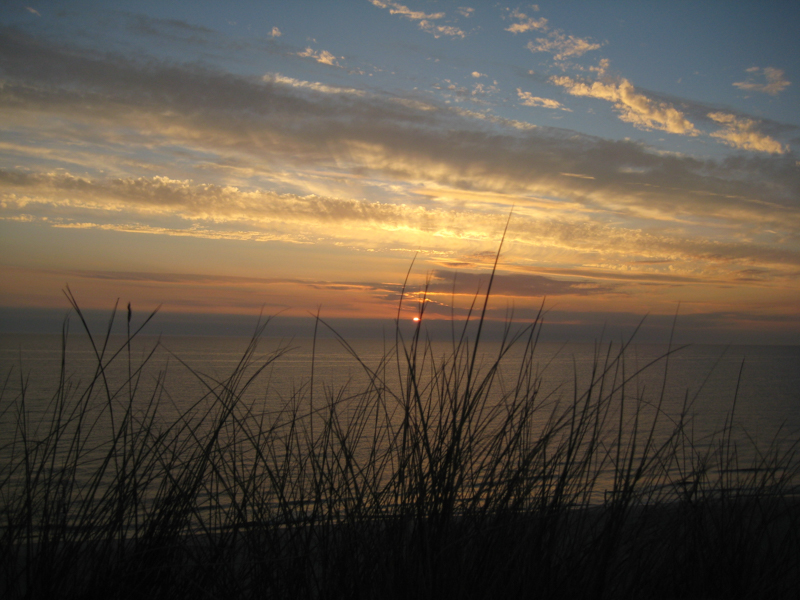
[2,332,799,503]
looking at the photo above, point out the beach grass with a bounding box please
[1,282,799,599]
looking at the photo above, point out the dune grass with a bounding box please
[1,280,799,599]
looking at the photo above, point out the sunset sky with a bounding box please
[1,1,799,342]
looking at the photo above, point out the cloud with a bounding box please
[124,13,218,46]
[297,47,341,67]
[505,9,548,34]
[25,7,41,16]
[734,67,790,96]
[368,0,464,38]
[1,30,793,226]
[504,8,600,65]
[0,263,412,317]
[708,112,787,154]
[263,73,365,95]
[270,26,282,38]
[368,0,444,21]
[433,77,501,105]
[1,29,799,280]
[50,267,398,296]
[424,23,466,39]
[517,89,571,111]
[550,72,793,152]
[470,82,497,100]
[457,7,474,18]
[551,76,698,135]
[5,166,800,278]
[589,58,610,76]
[527,32,602,61]
[426,270,613,297]
[445,107,535,130]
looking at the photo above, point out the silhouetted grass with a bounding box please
[1,280,798,598]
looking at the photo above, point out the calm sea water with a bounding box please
[2,333,799,494]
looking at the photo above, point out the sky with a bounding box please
[1,1,799,343]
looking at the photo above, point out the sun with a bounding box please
[412,317,421,322]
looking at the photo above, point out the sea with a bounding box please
[2,332,799,505]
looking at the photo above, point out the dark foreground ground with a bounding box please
[4,494,799,600]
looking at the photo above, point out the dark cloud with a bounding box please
[427,269,614,297]
[125,13,218,41]
[8,264,404,296]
